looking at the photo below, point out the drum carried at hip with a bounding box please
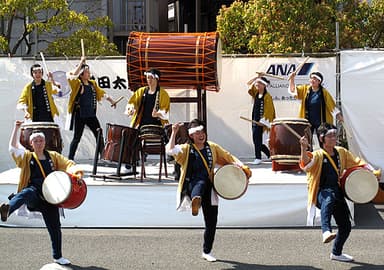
[340,165,379,204]
[213,164,249,200]
[42,171,87,209]
[20,122,63,153]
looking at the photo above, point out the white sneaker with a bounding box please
[330,253,354,262]
[251,159,262,165]
[322,231,337,243]
[202,252,217,262]
[54,257,71,265]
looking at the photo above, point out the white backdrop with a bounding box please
[0,53,381,175]
[340,50,384,174]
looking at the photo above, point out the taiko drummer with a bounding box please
[166,119,251,262]
[299,123,380,262]
[0,120,83,266]
[17,64,61,123]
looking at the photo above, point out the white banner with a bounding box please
[340,50,384,177]
[5,55,377,175]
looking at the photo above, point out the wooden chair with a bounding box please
[138,125,168,182]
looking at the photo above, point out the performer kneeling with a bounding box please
[166,119,251,262]
[299,123,380,262]
[0,120,83,265]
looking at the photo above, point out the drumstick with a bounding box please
[239,116,264,127]
[81,39,85,57]
[256,71,285,80]
[110,96,125,107]
[288,56,310,80]
[40,52,49,74]
[280,122,302,140]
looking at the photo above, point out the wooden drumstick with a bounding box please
[81,39,85,57]
[40,52,49,74]
[240,116,264,127]
[288,56,310,80]
[280,122,302,140]
[110,96,125,107]
[256,71,285,80]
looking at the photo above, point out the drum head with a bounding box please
[345,169,378,204]
[43,171,72,205]
[214,164,248,200]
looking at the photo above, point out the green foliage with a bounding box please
[0,0,119,56]
[45,29,120,57]
[217,0,384,54]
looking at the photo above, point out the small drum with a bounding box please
[213,164,248,200]
[269,118,311,169]
[20,122,63,153]
[139,125,166,140]
[42,171,87,209]
[103,123,139,164]
[340,166,379,204]
[127,31,221,91]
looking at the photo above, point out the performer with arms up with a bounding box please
[125,68,170,128]
[247,76,276,165]
[166,119,251,262]
[67,56,117,160]
[0,120,83,265]
[299,122,380,262]
[289,71,343,143]
[17,64,61,123]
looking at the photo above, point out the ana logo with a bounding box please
[265,62,314,76]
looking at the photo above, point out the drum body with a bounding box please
[103,123,139,164]
[213,164,248,200]
[340,166,378,204]
[42,171,87,209]
[20,122,63,153]
[269,118,311,169]
[127,31,221,91]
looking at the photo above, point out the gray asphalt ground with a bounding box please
[1,203,384,270]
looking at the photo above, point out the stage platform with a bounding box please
[0,158,353,228]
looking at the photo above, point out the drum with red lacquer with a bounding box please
[42,171,87,209]
[127,31,221,91]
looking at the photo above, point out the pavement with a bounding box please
[1,159,384,269]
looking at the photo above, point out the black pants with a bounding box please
[201,187,218,254]
[252,124,270,159]
[69,113,104,160]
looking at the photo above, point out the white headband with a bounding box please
[311,74,322,82]
[320,129,337,138]
[32,67,43,72]
[188,125,204,135]
[255,78,268,86]
[144,72,159,80]
[30,132,45,141]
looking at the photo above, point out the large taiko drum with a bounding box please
[213,164,249,200]
[269,118,311,170]
[20,122,63,153]
[127,31,221,91]
[42,171,87,209]
[340,165,378,204]
[103,123,139,164]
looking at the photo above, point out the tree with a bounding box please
[0,0,120,56]
[217,0,384,54]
